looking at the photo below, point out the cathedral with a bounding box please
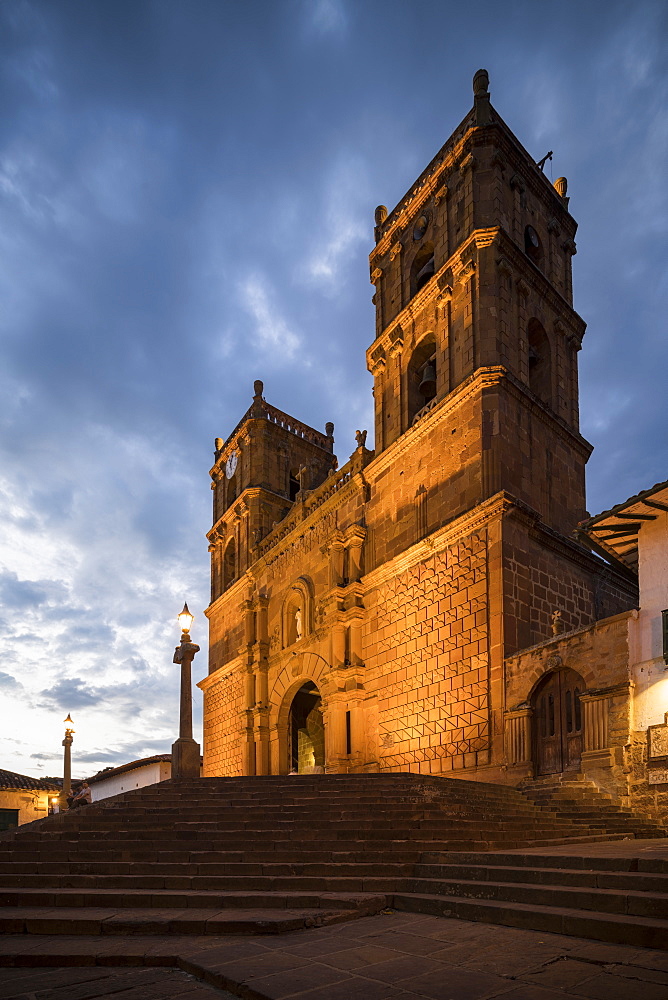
[199,71,667,817]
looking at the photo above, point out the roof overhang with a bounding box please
[577,480,668,575]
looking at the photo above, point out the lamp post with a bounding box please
[171,603,201,779]
[59,714,75,812]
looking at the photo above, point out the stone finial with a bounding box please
[325,421,334,437]
[552,609,564,636]
[374,205,388,243]
[473,69,489,97]
[554,177,567,198]
[253,379,264,398]
[355,429,367,448]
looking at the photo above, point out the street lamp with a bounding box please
[59,714,75,812]
[172,602,201,779]
[178,603,194,634]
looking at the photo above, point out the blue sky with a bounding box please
[1,0,666,777]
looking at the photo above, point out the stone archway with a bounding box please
[531,667,585,775]
[287,681,325,774]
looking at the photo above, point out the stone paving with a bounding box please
[2,910,668,999]
[0,966,238,1000]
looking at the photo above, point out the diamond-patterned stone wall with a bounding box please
[202,670,243,777]
[365,529,489,773]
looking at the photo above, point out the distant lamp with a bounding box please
[177,603,194,635]
[172,602,200,780]
[59,713,75,812]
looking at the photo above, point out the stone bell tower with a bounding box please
[207,380,337,606]
[367,68,587,538]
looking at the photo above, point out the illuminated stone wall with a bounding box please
[365,531,489,774]
[201,663,244,777]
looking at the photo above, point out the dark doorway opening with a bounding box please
[288,682,325,773]
[0,809,19,831]
[532,668,585,775]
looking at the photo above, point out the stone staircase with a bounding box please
[519,773,666,838]
[0,773,666,957]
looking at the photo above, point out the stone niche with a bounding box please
[648,713,668,786]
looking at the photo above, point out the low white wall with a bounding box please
[632,510,668,730]
[90,761,171,801]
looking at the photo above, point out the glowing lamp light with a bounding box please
[177,603,194,634]
[63,713,75,732]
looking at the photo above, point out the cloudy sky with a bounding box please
[1,0,666,779]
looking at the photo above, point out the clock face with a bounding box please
[225,451,238,479]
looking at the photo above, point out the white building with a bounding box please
[87,754,173,801]
[580,479,668,810]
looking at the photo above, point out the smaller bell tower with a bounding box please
[207,381,337,602]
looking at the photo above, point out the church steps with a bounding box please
[1,774,665,954]
[0,890,389,912]
[391,893,668,949]
[414,862,668,892]
[5,875,668,919]
[519,778,668,839]
[0,901,385,936]
[405,877,668,917]
[7,875,668,912]
[1,826,604,847]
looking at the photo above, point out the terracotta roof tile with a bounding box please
[0,769,61,791]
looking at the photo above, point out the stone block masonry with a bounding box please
[365,531,489,773]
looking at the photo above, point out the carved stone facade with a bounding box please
[199,71,644,792]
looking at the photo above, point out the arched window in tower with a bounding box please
[289,469,300,502]
[408,335,438,425]
[527,319,552,407]
[410,242,435,298]
[223,538,236,591]
[524,225,543,268]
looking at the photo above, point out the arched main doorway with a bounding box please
[288,682,325,773]
[531,668,585,775]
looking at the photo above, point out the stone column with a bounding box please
[346,529,365,583]
[242,665,256,776]
[172,631,201,779]
[349,615,364,667]
[332,623,346,669]
[59,725,74,812]
[257,592,269,641]
[243,598,255,648]
[324,696,348,772]
[504,709,532,766]
[329,537,345,588]
[582,695,609,752]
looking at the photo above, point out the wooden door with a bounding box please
[532,668,584,775]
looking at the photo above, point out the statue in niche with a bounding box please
[295,606,303,641]
[355,429,367,448]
